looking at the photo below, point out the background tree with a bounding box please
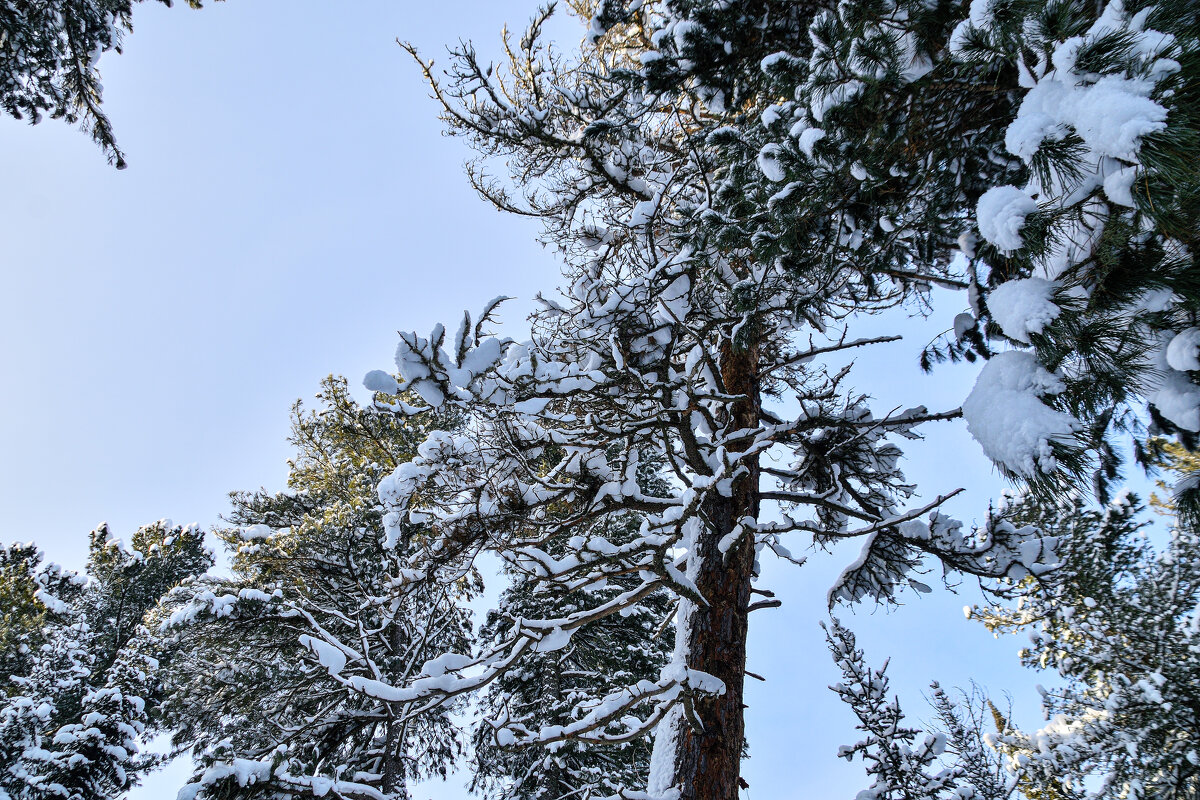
[963,483,1200,800]
[0,542,84,686]
[156,376,475,800]
[471,479,675,800]
[825,618,1017,800]
[0,521,212,800]
[1,0,217,167]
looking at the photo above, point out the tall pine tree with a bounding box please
[345,3,1061,796]
[156,376,475,800]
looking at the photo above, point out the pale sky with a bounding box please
[0,3,1056,799]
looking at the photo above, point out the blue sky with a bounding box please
[0,3,1062,798]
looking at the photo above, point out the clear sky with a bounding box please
[0,3,1063,799]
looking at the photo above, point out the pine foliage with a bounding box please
[967,487,1200,800]
[470,507,674,800]
[826,618,1016,800]
[0,0,215,167]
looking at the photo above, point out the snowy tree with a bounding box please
[1,0,216,167]
[155,376,475,800]
[825,618,1016,800]
[340,5,1061,797]
[0,521,211,800]
[470,469,675,800]
[964,486,1200,800]
[0,543,81,684]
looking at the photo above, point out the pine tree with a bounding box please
[613,0,1199,504]
[1,0,217,167]
[155,376,475,800]
[825,618,1017,800]
[0,542,81,684]
[964,486,1200,800]
[0,521,212,800]
[342,4,1064,796]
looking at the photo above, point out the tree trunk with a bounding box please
[382,620,409,800]
[649,342,759,800]
[543,653,566,797]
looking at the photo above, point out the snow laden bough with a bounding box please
[951,0,1200,493]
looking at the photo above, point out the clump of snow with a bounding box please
[954,312,977,341]
[531,626,575,653]
[797,128,825,158]
[756,144,786,182]
[1166,328,1200,371]
[949,0,996,52]
[238,525,273,541]
[299,635,347,676]
[987,278,1061,343]
[1103,163,1139,207]
[963,351,1080,476]
[363,370,399,394]
[1007,74,1167,165]
[958,230,977,259]
[1151,370,1200,432]
[977,186,1038,253]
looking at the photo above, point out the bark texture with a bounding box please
[665,342,760,800]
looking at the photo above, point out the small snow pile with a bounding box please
[949,0,996,53]
[238,525,273,541]
[756,144,786,182]
[299,635,347,676]
[987,278,1061,342]
[1005,73,1167,165]
[796,127,825,158]
[1166,328,1200,372]
[1103,163,1140,207]
[963,351,1080,476]
[362,369,399,394]
[976,186,1038,253]
[1148,335,1200,431]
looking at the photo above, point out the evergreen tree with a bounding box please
[156,376,475,800]
[0,521,212,800]
[964,486,1200,800]
[345,3,1063,796]
[1,0,217,167]
[0,542,82,685]
[825,618,1017,800]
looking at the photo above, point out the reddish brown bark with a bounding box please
[669,341,760,799]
